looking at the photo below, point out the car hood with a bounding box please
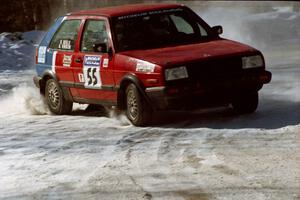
[120,39,259,67]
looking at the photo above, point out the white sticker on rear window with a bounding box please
[58,40,72,50]
[38,46,47,63]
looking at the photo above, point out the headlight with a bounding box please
[242,55,264,69]
[165,66,188,81]
[136,60,155,73]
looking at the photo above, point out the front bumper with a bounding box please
[146,70,272,110]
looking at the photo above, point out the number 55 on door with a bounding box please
[83,55,102,89]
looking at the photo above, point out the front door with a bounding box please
[72,18,117,104]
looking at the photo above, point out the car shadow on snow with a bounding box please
[150,98,300,130]
[66,98,300,130]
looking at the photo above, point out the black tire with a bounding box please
[125,83,152,126]
[45,79,73,115]
[232,91,259,114]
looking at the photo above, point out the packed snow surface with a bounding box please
[0,5,299,200]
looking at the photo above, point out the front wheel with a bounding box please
[45,79,73,115]
[232,91,259,114]
[125,83,152,126]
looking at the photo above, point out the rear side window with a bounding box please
[49,20,81,51]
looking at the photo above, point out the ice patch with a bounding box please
[200,154,224,166]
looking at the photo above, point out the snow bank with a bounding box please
[22,31,45,44]
[0,31,44,71]
[0,31,44,96]
[0,31,47,115]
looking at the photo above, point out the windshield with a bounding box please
[112,7,214,52]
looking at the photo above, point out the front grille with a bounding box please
[165,56,244,88]
[186,56,242,81]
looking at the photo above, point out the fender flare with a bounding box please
[40,70,73,101]
[39,70,57,95]
[42,70,57,81]
[117,74,153,110]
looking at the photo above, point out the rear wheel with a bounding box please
[45,79,73,114]
[232,91,258,114]
[125,83,152,126]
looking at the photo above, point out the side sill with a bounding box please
[59,81,117,91]
[73,97,117,106]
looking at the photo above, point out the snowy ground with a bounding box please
[0,3,300,200]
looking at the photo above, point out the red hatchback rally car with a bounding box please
[33,4,271,126]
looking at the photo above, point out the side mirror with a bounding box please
[212,25,223,35]
[93,43,108,53]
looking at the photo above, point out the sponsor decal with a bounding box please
[103,58,109,68]
[63,55,72,67]
[118,8,183,20]
[78,73,84,83]
[136,60,155,73]
[58,39,72,50]
[83,55,102,88]
[84,55,102,67]
[38,46,47,63]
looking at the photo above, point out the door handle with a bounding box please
[75,57,83,63]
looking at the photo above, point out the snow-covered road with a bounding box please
[0,3,299,200]
[0,64,299,200]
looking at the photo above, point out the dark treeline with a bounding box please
[0,0,49,32]
[0,0,298,32]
